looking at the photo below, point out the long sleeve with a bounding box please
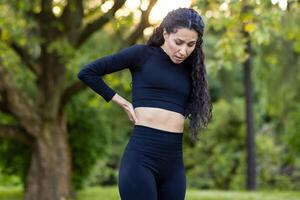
[78,44,146,102]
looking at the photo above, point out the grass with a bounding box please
[0,186,22,200]
[1,186,300,200]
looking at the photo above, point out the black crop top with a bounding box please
[77,44,192,116]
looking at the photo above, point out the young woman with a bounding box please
[78,7,212,200]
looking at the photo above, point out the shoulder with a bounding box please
[117,44,150,58]
[120,44,152,66]
[120,44,150,54]
[119,43,147,51]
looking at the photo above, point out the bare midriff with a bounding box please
[134,107,185,133]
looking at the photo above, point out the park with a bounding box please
[0,0,299,200]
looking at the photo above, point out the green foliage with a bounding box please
[256,128,300,190]
[0,141,31,187]
[0,186,22,200]
[283,104,300,156]
[1,186,300,200]
[47,37,76,64]
[190,0,300,191]
[67,81,134,190]
[67,92,108,190]
[0,0,300,193]
[184,98,246,189]
[79,98,134,188]
[0,43,37,101]
[0,172,21,187]
[184,98,300,190]
[0,114,30,187]
[281,2,300,53]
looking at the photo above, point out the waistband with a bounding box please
[134,124,183,137]
[126,125,183,159]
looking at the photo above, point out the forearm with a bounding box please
[111,93,129,108]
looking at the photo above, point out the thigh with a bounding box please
[118,149,158,200]
[157,163,186,200]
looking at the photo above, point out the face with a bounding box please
[161,28,198,64]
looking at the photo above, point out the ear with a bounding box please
[162,28,169,40]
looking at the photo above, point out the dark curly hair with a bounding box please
[147,8,213,142]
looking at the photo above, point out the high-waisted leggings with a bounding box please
[118,124,186,200]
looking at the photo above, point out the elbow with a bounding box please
[77,68,86,81]
[78,63,102,82]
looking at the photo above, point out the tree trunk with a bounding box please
[243,30,256,190]
[24,114,72,200]
[0,2,157,199]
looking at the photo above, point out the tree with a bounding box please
[0,0,157,199]
[195,0,293,190]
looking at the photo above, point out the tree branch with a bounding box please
[0,27,39,75]
[82,0,110,18]
[122,0,158,46]
[60,0,84,44]
[9,42,40,75]
[59,1,159,111]
[0,98,12,115]
[0,124,34,145]
[41,0,54,17]
[0,61,41,137]
[59,81,86,114]
[76,0,126,48]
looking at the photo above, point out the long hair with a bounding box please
[147,8,213,142]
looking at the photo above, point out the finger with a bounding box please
[127,115,133,122]
[132,114,138,123]
[129,107,138,122]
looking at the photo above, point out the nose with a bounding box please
[178,46,188,57]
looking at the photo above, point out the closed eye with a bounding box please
[175,40,184,45]
[188,42,196,47]
[175,39,196,47]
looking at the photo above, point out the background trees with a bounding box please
[0,0,299,199]
[0,0,157,199]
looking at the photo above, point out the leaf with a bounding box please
[244,22,256,33]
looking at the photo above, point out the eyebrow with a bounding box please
[176,38,197,43]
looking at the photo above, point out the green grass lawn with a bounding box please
[1,186,300,200]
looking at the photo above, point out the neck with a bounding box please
[160,44,169,55]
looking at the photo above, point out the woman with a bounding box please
[78,7,212,200]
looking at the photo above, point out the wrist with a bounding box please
[111,93,128,107]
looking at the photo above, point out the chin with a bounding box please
[172,59,184,64]
[171,56,185,64]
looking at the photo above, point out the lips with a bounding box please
[175,56,184,60]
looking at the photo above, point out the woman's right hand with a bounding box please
[122,102,139,124]
[111,93,139,124]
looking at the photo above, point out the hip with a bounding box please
[125,124,184,160]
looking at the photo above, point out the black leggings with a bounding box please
[118,124,186,200]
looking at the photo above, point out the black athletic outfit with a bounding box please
[78,44,192,200]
